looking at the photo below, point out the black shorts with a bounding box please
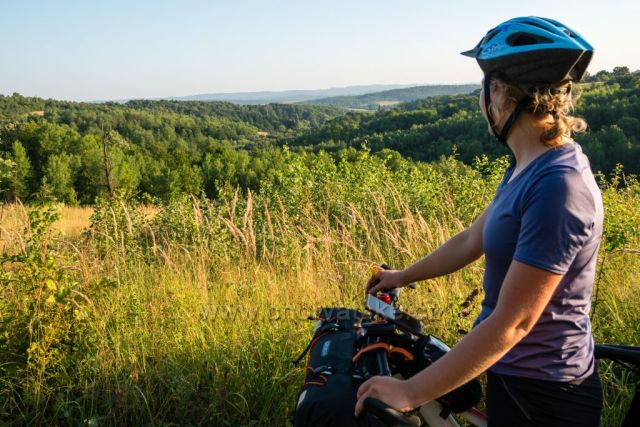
[486,369,602,427]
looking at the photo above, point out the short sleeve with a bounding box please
[513,169,596,274]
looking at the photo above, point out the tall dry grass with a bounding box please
[1,153,638,426]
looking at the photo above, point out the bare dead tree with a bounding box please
[101,123,115,199]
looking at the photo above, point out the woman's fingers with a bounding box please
[366,268,404,294]
[365,277,376,293]
[367,280,383,295]
[368,281,385,295]
[354,389,372,416]
[357,378,373,399]
[355,379,375,416]
[368,271,397,294]
[366,270,382,293]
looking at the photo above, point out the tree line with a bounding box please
[289,67,640,175]
[0,97,343,203]
[0,67,638,204]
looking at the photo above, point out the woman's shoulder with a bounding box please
[537,142,593,176]
[526,144,603,218]
[527,143,598,193]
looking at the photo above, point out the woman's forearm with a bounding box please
[404,260,563,408]
[402,229,484,284]
[405,312,523,407]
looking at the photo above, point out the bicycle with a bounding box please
[359,283,640,426]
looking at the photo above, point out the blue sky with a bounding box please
[1,0,638,101]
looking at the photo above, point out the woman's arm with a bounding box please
[355,260,563,415]
[402,207,488,283]
[367,207,489,294]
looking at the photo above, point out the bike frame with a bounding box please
[419,400,487,427]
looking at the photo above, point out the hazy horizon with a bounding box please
[2,0,638,101]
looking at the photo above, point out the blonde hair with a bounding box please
[488,77,587,147]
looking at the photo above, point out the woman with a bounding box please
[355,17,603,426]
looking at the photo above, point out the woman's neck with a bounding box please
[505,119,568,173]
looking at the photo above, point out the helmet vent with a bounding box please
[520,20,556,33]
[483,28,501,44]
[506,32,552,47]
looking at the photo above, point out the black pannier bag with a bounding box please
[293,307,482,426]
[293,307,385,427]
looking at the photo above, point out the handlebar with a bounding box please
[363,398,421,427]
[594,344,640,366]
[361,267,422,426]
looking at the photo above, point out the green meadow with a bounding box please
[1,151,639,426]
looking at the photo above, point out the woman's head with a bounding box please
[482,76,587,147]
[463,17,593,146]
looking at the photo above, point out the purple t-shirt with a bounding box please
[475,142,603,381]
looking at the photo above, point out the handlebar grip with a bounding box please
[363,398,421,427]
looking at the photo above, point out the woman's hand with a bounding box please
[354,376,417,416]
[366,268,407,295]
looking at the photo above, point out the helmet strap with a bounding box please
[484,74,533,149]
[498,95,533,144]
[483,76,503,144]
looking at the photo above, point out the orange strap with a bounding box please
[304,366,329,387]
[352,342,414,363]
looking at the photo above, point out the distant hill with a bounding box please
[167,84,418,104]
[303,84,480,109]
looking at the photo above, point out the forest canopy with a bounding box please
[1,67,638,204]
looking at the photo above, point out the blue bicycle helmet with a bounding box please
[461,17,594,146]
